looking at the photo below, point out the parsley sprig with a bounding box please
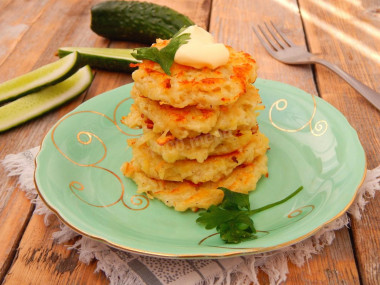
[131,28,191,75]
[196,186,304,244]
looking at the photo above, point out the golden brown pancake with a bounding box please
[132,43,257,108]
[126,131,269,184]
[122,84,263,139]
[121,154,268,212]
[137,129,257,163]
[121,36,268,211]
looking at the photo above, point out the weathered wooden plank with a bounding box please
[2,214,108,285]
[298,0,380,284]
[0,0,77,280]
[0,182,34,281]
[298,0,380,168]
[0,0,109,283]
[150,0,211,29]
[210,0,361,283]
[1,0,211,284]
[287,229,360,284]
[210,0,317,95]
[0,0,102,82]
[0,0,106,261]
[352,200,380,285]
[2,0,376,284]
[0,0,107,196]
[0,0,50,69]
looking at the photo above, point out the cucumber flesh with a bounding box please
[0,52,79,104]
[58,47,141,73]
[0,65,93,132]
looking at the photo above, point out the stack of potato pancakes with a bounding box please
[121,40,269,212]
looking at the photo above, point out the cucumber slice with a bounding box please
[0,52,79,103]
[0,65,93,132]
[58,47,141,73]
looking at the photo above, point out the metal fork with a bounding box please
[253,22,380,111]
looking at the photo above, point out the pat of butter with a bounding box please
[174,25,229,69]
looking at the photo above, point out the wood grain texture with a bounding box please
[0,0,108,283]
[0,1,212,284]
[0,183,34,281]
[298,0,380,168]
[287,229,360,284]
[0,0,378,284]
[0,0,50,68]
[0,68,130,283]
[2,214,108,285]
[210,0,361,284]
[148,0,212,29]
[210,0,317,95]
[298,0,380,284]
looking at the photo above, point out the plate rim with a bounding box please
[34,79,367,259]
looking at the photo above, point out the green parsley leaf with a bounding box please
[196,186,303,244]
[131,31,191,75]
[218,212,256,243]
[197,206,241,230]
[219,187,250,210]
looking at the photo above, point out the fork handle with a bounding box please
[311,57,380,111]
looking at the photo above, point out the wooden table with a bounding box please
[1,0,379,284]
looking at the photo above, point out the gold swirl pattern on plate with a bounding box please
[288,205,315,219]
[122,194,150,210]
[69,178,122,208]
[52,112,109,167]
[70,181,84,191]
[269,96,328,136]
[51,99,148,210]
[77,131,93,145]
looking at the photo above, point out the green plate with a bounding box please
[34,79,366,258]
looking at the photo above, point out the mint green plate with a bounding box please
[34,79,366,258]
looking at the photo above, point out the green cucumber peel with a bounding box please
[0,52,79,104]
[58,47,141,73]
[0,65,93,132]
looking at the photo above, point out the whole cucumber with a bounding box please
[91,1,194,44]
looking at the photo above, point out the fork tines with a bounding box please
[253,21,294,51]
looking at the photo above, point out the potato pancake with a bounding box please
[121,30,269,212]
[121,154,268,212]
[127,131,269,184]
[122,84,263,139]
[132,44,257,108]
[139,129,257,163]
